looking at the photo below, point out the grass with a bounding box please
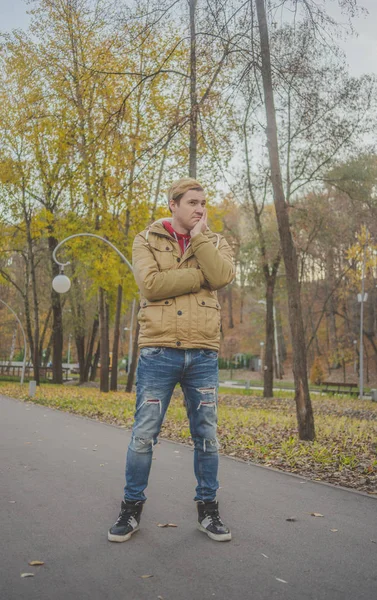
[1,381,376,495]
[0,375,50,384]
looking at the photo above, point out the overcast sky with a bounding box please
[0,0,376,77]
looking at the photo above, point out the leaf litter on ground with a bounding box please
[2,382,376,494]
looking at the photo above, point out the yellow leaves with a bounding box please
[207,203,226,234]
[30,208,55,239]
[345,226,376,288]
[0,157,21,185]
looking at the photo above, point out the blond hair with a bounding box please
[167,177,204,211]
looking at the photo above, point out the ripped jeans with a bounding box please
[124,346,220,503]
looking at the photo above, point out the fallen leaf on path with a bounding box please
[310,513,324,517]
[21,573,34,578]
[158,596,164,599]
[261,553,269,558]
[28,561,44,566]
[141,574,153,579]
[157,523,177,528]
[275,578,287,584]
[330,529,338,533]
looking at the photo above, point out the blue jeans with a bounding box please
[124,347,220,503]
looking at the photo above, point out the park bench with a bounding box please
[321,381,359,396]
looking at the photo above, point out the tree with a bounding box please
[255,0,315,439]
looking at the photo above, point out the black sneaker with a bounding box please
[108,500,144,542]
[197,500,232,542]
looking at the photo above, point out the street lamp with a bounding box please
[52,233,133,293]
[52,233,135,376]
[358,245,367,399]
[52,274,71,294]
[0,299,27,384]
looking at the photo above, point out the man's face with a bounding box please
[169,189,206,232]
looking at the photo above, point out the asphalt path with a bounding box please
[1,393,376,600]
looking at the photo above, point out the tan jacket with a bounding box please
[133,219,235,350]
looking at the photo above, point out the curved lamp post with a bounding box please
[52,233,133,293]
[52,233,135,379]
[0,299,27,384]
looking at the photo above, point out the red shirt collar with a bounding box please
[162,220,191,253]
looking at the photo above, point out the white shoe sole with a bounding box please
[197,523,232,542]
[108,525,139,542]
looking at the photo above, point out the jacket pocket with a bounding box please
[138,298,173,337]
[195,296,221,340]
[150,244,174,271]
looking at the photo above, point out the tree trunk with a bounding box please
[326,248,339,366]
[75,334,86,383]
[44,331,53,367]
[255,0,315,440]
[275,303,286,369]
[240,263,245,324]
[84,316,99,382]
[189,0,198,177]
[264,285,274,397]
[70,271,87,383]
[98,288,109,392]
[126,321,140,393]
[48,234,63,384]
[25,212,40,385]
[38,306,52,360]
[90,340,100,382]
[110,284,122,392]
[23,283,34,366]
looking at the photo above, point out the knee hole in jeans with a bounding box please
[130,435,153,453]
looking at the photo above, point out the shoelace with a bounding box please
[203,508,223,527]
[116,508,137,526]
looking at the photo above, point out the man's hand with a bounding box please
[190,208,207,238]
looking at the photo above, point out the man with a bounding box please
[108,177,235,543]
